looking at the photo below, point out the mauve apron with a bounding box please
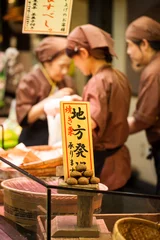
[94,146,122,177]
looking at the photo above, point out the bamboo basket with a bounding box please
[0,145,63,178]
[112,217,160,240]
[1,177,103,231]
[15,145,63,173]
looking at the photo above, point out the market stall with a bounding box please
[0,158,159,240]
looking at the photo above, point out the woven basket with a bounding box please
[0,145,63,178]
[112,217,160,240]
[1,177,103,231]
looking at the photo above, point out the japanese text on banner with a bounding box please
[23,0,73,35]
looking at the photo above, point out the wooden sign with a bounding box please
[60,102,94,180]
[22,0,73,35]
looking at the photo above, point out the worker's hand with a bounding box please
[69,94,82,101]
[44,94,82,117]
[53,87,74,98]
[44,99,60,116]
[44,96,73,116]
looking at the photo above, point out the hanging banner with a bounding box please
[60,101,95,180]
[22,0,73,35]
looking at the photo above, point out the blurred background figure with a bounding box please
[126,16,160,194]
[16,36,77,146]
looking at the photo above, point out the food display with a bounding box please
[0,143,63,177]
[66,164,100,186]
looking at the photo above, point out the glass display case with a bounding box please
[0,155,160,240]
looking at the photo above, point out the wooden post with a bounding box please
[77,194,94,228]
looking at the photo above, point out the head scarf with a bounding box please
[35,36,67,62]
[67,24,117,58]
[126,16,160,41]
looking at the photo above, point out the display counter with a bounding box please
[0,156,159,240]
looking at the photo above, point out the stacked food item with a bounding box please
[66,164,100,186]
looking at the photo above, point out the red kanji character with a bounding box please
[45,20,49,27]
[65,105,72,113]
[47,0,54,2]
[67,116,72,125]
[43,4,54,10]
[68,126,73,136]
[43,13,54,18]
